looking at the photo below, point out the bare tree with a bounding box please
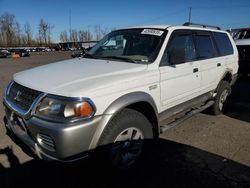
[78,30,86,41]
[78,30,93,41]
[48,24,54,45]
[15,21,22,46]
[60,30,68,42]
[38,19,53,46]
[70,29,78,42]
[38,19,48,45]
[0,12,16,47]
[94,25,109,40]
[24,22,33,46]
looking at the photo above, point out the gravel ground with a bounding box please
[0,52,249,187]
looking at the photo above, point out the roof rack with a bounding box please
[183,22,221,30]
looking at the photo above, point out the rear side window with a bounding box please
[194,33,217,59]
[213,32,234,56]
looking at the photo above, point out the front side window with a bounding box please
[161,32,196,65]
[88,29,166,64]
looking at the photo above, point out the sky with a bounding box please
[1,0,250,42]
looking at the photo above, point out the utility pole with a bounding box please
[188,7,192,23]
[87,25,90,41]
[69,9,72,41]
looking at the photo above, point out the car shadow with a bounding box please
[224,76,250,123]
[0,139,250,188]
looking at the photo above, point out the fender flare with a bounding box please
[104,91,158,116]
[88,91,158,149]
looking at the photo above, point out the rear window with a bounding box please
[213,32,234,56]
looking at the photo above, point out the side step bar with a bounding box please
[160,100,214,133]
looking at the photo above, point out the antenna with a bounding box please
[188,7,192,22]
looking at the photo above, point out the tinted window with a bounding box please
[235,30,250,39]
[162,33,195,65]
[195,34,217,59]
[213,32,233,56]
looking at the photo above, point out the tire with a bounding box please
[211,81,231,115]
[97,108,153,169]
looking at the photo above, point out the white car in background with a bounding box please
[234,28,250,76]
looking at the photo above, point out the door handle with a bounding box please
[193,68,199,73]
[217,63,221,67]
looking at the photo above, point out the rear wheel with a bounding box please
[211,81,231,115]
[97,108,153,169]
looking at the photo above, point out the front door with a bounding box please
[159,30,201,112]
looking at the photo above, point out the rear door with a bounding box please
[193,31,223,93]
[159,30,201,111]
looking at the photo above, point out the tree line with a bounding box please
[59,25,109,42]
[0,12,110,48]
[0,12,54,47]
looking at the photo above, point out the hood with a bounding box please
[14,58,147,97]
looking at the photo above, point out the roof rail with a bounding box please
[183,22,221,30]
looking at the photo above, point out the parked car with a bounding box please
[1,49,11,56]
[0,49,10,58]
[35,47,46,52]
[234,28,250,76]
[10,49,30,57]
[3,23,238,169]
[0,50,7,58]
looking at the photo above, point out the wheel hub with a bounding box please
[111,127,144,168]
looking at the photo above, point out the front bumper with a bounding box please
[3,103,107,161]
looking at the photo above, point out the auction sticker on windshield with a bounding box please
[141,29,164,36]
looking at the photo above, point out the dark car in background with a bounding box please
[10,49,30,57]
[0,49,10,58]
[0,51,7,58]
[234,28,250,76]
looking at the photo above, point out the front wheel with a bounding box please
[97,108,153,169]
[211,81,231,115]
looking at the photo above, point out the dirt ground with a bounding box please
[0,52,249,187]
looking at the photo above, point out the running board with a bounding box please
[160,100,214,133]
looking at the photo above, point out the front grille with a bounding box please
[6,82,42,112]
[37,133,56,150]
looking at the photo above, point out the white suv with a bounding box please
[3,23,238,169]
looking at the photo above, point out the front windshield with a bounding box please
[88,28,166,64]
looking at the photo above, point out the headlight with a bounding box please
[35,96,96,122]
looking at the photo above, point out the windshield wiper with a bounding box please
[102,56,139,63]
